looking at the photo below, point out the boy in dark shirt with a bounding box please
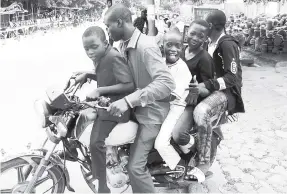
[74,26,134,193]
[190,10,244,180]
[172,19,215,159]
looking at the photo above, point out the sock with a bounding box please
[179,135,195,154]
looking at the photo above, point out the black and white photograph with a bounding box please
[1,0,287,193]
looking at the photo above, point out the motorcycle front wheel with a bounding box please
[1,157,66,193]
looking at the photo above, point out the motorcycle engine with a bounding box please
[106,147,129,188]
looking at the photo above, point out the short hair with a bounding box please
[105,4,132,23]
[190,19,210,30]
[163,30,182,43]
[82,26,106,42]
[205,10,227,31]
[169,25,180,33]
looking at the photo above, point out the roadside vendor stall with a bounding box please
[0,2,33,39]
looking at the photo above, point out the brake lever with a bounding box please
[81,101,109,110]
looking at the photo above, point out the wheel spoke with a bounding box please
[0,189,13,193]
[34,175,51,187]
[17,167,25,183]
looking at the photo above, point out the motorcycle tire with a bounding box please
[1,157,66,193]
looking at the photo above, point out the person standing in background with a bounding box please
[101,0,114,46]
[133,9,148,34]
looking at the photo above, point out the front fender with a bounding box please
[1,149,75,192]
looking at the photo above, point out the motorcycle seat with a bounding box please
[105,121,138,146]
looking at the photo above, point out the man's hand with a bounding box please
[107,98,129,117]
[86,89,101,101]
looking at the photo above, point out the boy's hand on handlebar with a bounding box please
[64,73,87,91]
[74,73,88,88]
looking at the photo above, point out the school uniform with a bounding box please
[154,58,192,170]
[89,45,133,193]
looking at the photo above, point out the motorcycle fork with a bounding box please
[24,141,58,193]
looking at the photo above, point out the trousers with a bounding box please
[193,91,227,165]
[154,104,186,170]
[172,105,195,146]
[90,117,118,193]
[127,123,161,193]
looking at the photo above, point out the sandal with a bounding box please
[184,167,214,183]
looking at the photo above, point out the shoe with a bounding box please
[184,162,212,183]
[184,167,206,183]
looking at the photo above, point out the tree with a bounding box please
[122,0,131,8]
[162,3,172,11]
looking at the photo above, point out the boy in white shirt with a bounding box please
[154,30,194,170]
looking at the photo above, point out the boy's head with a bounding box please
[187,19,209,50]
[107,0,112,8]
[163,30,183,64]
[104,4,133,42]
[141,9,147,19]
[82,26,108,62]
[205,10,226,35]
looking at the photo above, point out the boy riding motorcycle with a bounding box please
[190,10,245,178]
[62,26,135,193]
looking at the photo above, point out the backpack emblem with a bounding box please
[231,58,237,74]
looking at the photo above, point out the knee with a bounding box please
[172,131,186,145]
[127,159,144,178]
[79,110,97,121]
[90,140,105,152]
[193,103,210,126]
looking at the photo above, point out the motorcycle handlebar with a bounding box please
[79,101,109,110]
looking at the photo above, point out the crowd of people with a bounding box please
[226,12,287,54]
[58,2,245,193]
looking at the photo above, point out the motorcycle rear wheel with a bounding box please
[1,158,66,193]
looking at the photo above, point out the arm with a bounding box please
[85,72,97,81]
[125,47,176,108]
[203,41,240,92]
[97,83,134,96]
[172,61,192,100]
[198,54,215,97]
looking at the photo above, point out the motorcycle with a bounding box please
[0,77,227,193]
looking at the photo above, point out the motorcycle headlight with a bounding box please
[34,99,50,128]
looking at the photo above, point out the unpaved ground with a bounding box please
[1,23,287,193]
[216,65,287,193]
